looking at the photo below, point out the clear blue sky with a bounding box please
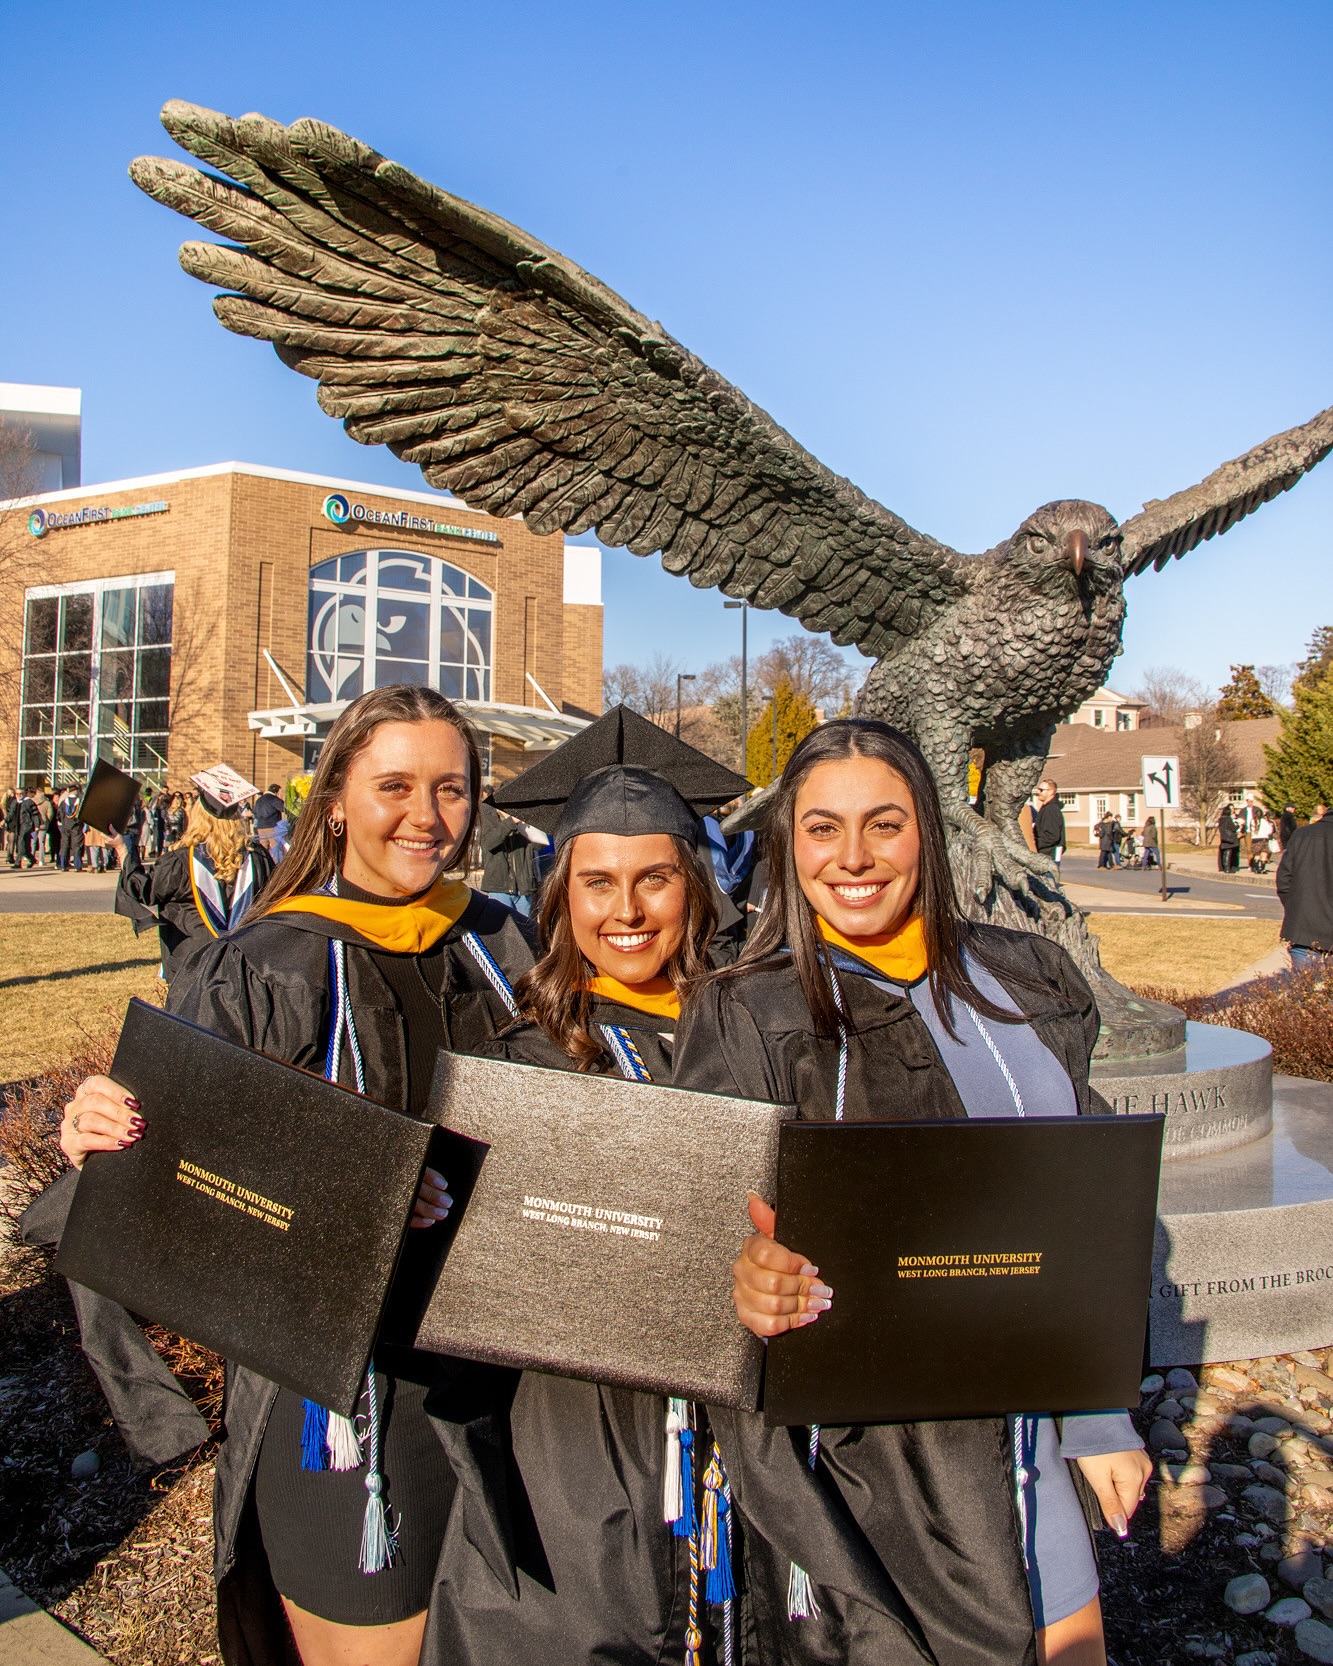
[4,1,1330,697]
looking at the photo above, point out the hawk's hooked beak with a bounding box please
[1064,528,1087,576]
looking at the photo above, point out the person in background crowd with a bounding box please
[18,788,40,867]
[33,785,56,866]
[1250,808,1277,874]
[1279,804,1299,848]
[151,790,170,858]
[250,782,286,855]
[57,787,85,871]
[84,822,118,872]
[1094,811,1116,870]
[4,790,20,866]
[1314,804,1328,824]
[1217,804,1241,873]
[1032,779,1066,868]
[165,791,187,843]
[1120,827,1137,866]
[116,777,275,981]
[477,798,547,915]
[1277,805,1333,968]
[1109,816,1125,867]
[1140,816,1160,870]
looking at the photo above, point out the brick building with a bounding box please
[0,462,601,793]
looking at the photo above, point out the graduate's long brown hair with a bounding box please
[514,833,719,1069]
[720,718,1022,1038]
[247,685,483,922]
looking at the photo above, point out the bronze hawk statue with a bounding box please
[130,102,1333,1036]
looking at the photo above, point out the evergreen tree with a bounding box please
[1262,662,1333,816]
[1216,664,1275,720]
[1294,626,1333,697]
[746,677,819,786]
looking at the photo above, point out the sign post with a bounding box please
[1142,756,1181,904]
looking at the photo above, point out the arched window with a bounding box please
[306,549,493,705]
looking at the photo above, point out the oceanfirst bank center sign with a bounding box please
[29,501,169,536]
[322,493,500,546]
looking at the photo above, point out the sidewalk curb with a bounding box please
[0,1568,107,1664]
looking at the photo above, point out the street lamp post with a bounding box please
[675,672,695,738]
[723,599,748,772]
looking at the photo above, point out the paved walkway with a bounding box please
[1059,854,1281,920]
[0,1569,106,1664]
[0,869,118,914]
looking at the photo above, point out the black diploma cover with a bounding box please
[417,1052,787,1409]
[54,1000,433,1416]
[78,758,141,836]
[763,1115,1165,1426]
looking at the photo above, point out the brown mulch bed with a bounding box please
[1135,963,1333,1083]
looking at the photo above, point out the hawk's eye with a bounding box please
[1027,533,1050,555]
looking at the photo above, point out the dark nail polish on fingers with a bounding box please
[129,1116,146,1130]
[124,1097,141,1110]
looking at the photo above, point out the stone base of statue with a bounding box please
[1090,1030,1333,1366]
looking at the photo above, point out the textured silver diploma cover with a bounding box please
[418,1053,787,1409]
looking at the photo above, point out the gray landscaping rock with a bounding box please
[1167,1367,1199,1392]
[1306,1578,1333,1620]
[1262,1543,1286,1562]
[1140,1373,1165,1396]
[1267,1596,1313,1627]
[1255,1417,1295,1436]
[1225,1573,1273,1614]
[1251,1433,1281,1459]
[1165,1463,1213,1485]
[1213,1462,1255,1479]
[1235,1651,1275,1666]
[1150,1418,1187,1450]
[1296,1617,1333,1662]
[1155,1397,1187,1420]
[1253,1460,1291,1488]
[1231,1414,1258,1434]
[69,1449,99,1480]
[1244,1483,1289,1523]
[1281,1551,1326,1590]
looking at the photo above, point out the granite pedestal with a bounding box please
[1147,1076,1333,1365]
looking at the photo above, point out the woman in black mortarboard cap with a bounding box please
[40,688,539,1666]
[114,766,276,981]
[426,707,753,1666]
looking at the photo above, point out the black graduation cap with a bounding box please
[492,705,750,847]
[78,758,141,837]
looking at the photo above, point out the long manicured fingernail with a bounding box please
[799,1263,819,1276]
[809,1283,833,1299]
[124,1097,141,1110]
[129,1116,146,1130]
[795,1312,819,1326]
[806,1297,832,1312]
[1110,1513,1128,1538]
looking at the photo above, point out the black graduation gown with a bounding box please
[22,889,535,1666]
[669,924,1105,1666]
[115,841,275,981]
[426,998,696,1666]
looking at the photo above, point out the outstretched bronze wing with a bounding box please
[1118,403,1333,576]
[130,101,968,659]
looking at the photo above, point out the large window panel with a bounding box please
[306,549,494,710]
[18,573,174,789]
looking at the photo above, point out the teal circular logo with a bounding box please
[28,509,46,537]
[323,493,350,526]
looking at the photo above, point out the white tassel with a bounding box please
[359,1472,393,1574]
[326,1411,363,1471]
[663,1397,688,1524]
[787,1561,821,1620]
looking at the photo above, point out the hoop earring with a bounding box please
[328,815,346,838]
